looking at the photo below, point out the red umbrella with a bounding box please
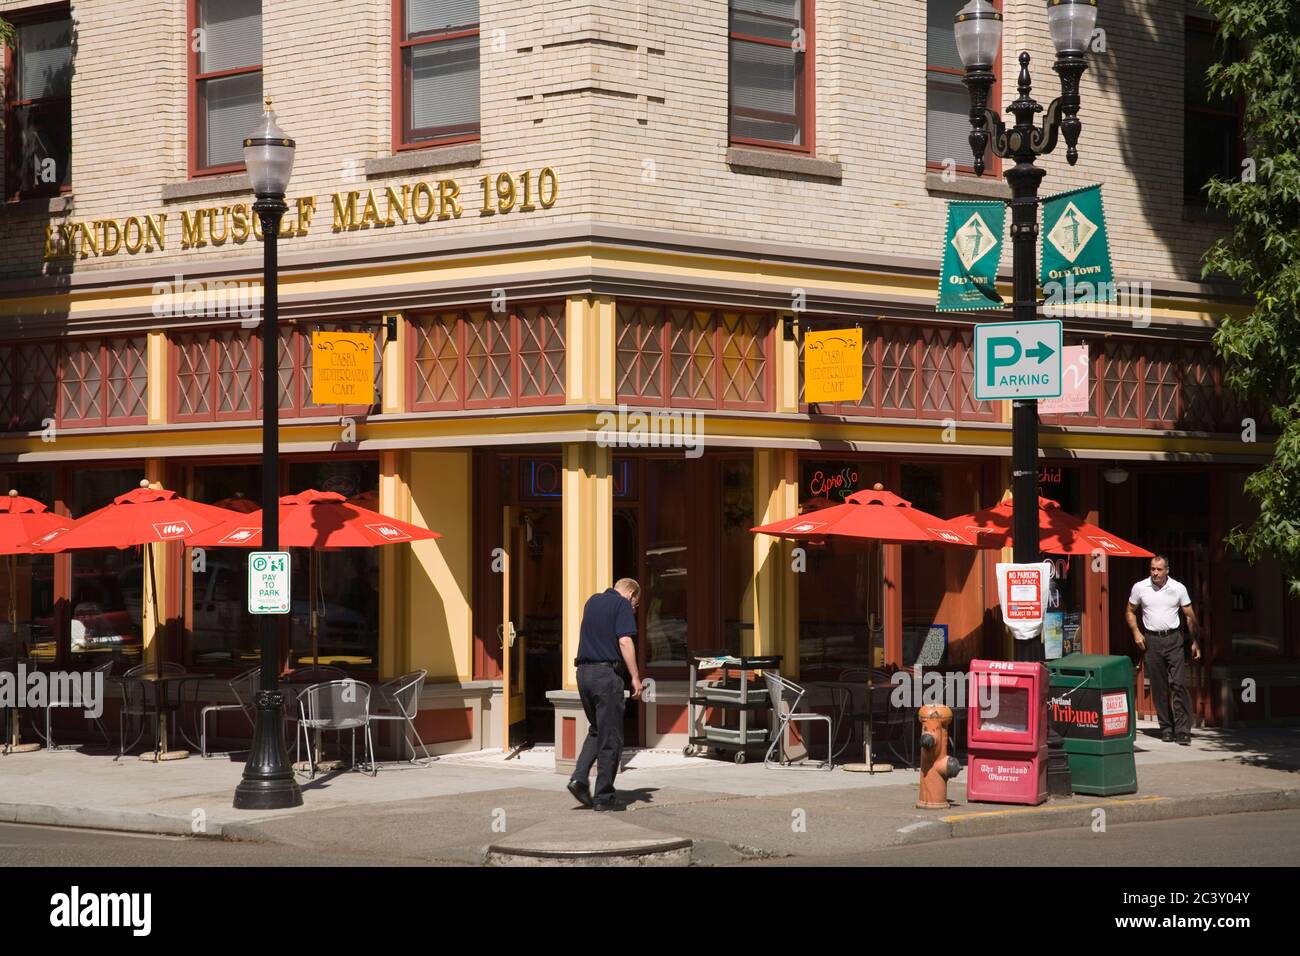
[949,495,1153,557]
[187,489,442,549]
[752,486,980,546]
[0,490,66,555]
[186,489,441,666]
[28,482,239,552]
[213,493,260,514]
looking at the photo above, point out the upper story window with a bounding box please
[190,0,263,176]
[396,0,481,150]
[927,0,997,174]
[728,0,812,152]
[1184,15,1242,202]
[5,11,73,200]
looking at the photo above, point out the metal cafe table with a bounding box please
[114,670,212,762]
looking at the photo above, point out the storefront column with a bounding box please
[405,451,473,681]
[381,313,405,414]
[775,314,799,414]
[551,441,612,769]
[753,449,798,674]
[142,460,168,665]
[565,295,617,405]
[378,451,410,675]
[146,331,167,425]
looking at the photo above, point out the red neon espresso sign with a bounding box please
[807,467,859,500]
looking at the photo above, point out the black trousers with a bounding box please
[1144,630,1193,737]
[571,664,625,804]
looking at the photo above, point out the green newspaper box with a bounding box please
[1046,654,1138,796]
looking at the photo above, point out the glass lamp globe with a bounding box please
[1047,0,1099,56]
[954,0,1004,71]
[243,98,296,197]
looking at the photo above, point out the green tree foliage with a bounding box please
[1199,0,1300,593]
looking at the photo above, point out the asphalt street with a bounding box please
[2,809,1297,867]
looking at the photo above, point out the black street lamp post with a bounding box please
[234,99,303,811]
[955,0,1097,664]
[956,1,1097,798]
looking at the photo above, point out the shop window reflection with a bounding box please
[69,468,145,668]
[189,465,262,667]
[1228,470,1285,658]
[643,459,688,667]
[0,470,56,660]
[900,463,982,668]
[797,459,886,677]
[286,460,380,671]
[720,458,753,657]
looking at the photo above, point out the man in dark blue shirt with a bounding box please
[567,578,642,810]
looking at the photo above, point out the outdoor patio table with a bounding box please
[116,673,213,762]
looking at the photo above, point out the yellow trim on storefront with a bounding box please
[0,243,1244,327]
[0,412,1271,461]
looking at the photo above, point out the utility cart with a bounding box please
[683,652,782,764]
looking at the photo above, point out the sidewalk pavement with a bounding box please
[2,723,1298,865]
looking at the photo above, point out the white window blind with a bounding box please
[199,0,262,74]
[409,35,480,134]
[407,0,479,36]
[204,72,263,168]
[19,20,72,100]
[927,0,966,73]
[730,0,801,42]
[926,83,974,166]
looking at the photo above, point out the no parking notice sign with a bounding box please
[996,562,1052,641]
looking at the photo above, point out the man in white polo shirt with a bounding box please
[1126,555,1201,744]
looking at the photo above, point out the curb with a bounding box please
[0,802,268,841]
[899,787,1300,844]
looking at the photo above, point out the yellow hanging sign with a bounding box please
[311,331,375,406]
[804,328,863,404]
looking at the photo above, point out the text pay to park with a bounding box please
[248,551,291,615]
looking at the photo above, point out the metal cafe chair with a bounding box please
[297,679,376,779]
[199,667,259,758]
[372,668,436,767]
[33,659,114,751]
[283,666,347,752]
[763,671,834,771]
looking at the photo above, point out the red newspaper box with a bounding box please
[966,660,1049,805]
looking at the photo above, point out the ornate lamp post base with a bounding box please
[234,689,302,810]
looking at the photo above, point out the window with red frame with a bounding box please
[190,0,262,175]
[617,304,772,411]
[1184,15,1242,202]
[5,10,72,199]
[0,336,147,432]
[396,0,481,148]
[927,0,995,173]
[408,302,565,410]
[728,0,811,151]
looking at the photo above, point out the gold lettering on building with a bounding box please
[41,168,559,260]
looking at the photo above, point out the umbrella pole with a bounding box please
[310,549,318,668]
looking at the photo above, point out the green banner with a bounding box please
[937,200,1005,312]
[1040,184,1115,302]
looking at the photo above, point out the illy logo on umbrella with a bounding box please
[152,521,193,539]
[367,523,410,540]
[219,527,259,544]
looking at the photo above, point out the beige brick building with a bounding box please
[0,0,1293,764]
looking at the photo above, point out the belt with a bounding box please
[575,659,621,667]
[1145,627,1179,637]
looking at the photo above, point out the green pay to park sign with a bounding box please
[248,551,291,615]
[974,320,1063,401]
[937,200,1006,313]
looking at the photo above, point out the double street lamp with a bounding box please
[954,0,1098,664]
[233,100,303,810]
